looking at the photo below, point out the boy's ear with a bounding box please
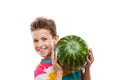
[54,35,59,44]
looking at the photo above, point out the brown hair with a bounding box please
[30,17,57,37]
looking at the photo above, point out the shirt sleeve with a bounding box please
[62,70,82,80]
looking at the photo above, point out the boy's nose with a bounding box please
[37,41,43,47]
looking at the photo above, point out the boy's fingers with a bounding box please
[88,48,94,63]
[51,49,55,61]
[51,40,55,60]
[51,50,54,59]
[89,48,92,54]
[51,49,57,63]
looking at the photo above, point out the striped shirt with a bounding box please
[34,59,82,80]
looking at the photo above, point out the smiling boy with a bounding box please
[30,17,94,80]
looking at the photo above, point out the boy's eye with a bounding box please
[33,40,38,42]
[42,38,47,41]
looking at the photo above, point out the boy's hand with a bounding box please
[51,48,63,72]
[51,48,63,80]
[85,48,94,69]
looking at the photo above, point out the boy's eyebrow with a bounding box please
[41,37,48,39]
[33,38,38,40]
[41,35,48,38]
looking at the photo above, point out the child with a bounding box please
[30,17,94,80]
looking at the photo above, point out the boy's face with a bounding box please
[31,29,59,59]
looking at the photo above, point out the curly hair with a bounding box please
[30,17,57,37]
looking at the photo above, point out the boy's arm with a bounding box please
[82,67,91,80]
[52,58,63,80]
[56,70,63,80]
[51,48,63,80]
[82,48,94,80]
[78,78,82,80]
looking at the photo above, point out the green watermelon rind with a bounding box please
[55,35,89,71]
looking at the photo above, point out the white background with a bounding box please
[0,0,120,80]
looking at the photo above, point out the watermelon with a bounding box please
[55,35,89,71]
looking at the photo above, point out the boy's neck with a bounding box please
[43,55,51,60]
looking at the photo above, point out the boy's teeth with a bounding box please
[39,48,45,52]
[40,49,45,51]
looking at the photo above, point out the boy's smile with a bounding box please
[31,29,58,59]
